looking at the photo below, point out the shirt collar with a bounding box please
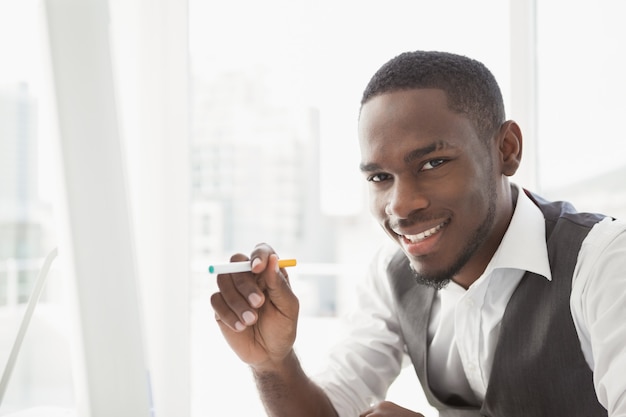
[484,184,552,281]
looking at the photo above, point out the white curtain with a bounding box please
[110,1,190,415]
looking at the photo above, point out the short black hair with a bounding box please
[361,51,506,141]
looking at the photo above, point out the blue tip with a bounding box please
[208,266,215,274]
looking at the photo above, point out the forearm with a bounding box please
[253,350,338,417]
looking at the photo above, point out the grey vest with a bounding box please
[387,191,609,416]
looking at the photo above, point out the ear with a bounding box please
[497,120,522,177]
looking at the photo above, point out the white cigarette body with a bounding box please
[208,259,297,274]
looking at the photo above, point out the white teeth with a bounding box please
[404,222,446,243]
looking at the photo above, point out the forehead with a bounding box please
[358,88,479,156]
[360,88,452,134]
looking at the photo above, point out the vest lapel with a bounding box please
[387,251,437,403]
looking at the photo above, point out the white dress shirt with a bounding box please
[313,185,626,417]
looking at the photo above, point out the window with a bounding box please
[536,0,626,218]
[3,1,624,415]
[0,0,72,410]
[189,1,510,415]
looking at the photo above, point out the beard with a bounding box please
[410,185,498,290]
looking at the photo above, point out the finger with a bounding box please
[229,252,249,263]
[226,254,265,309]
[214,273,259,328]
[249,243,277,274]
[211,291,247,332]
[230,272,265,308]
[216,252,265,309]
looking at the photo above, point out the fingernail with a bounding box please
[248,293,263,307]
[242,311,255,325]
[235,321,246,331]
[251,258,262,270]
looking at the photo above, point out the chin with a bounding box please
[405,261,449,290]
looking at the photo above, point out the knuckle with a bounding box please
[251,242,276,258]
[216,274,231,289]
[209,291,220,305]
[229,252,248,262]
[209,292,225,309]
[231,272,254,287]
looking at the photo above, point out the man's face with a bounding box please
[359,88,504,288]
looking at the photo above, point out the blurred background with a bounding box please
[1,0,625,415]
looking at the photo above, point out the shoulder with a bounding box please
[585,216,626,248]
[575,217,626,286]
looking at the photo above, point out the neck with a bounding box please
[452,183,518,289]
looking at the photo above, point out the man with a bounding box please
[211,51,626,416]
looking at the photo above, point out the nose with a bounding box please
[385,180,429,219]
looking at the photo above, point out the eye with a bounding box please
[421,158,446,171]
[367,173,392,183]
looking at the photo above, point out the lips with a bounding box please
[401,220,448,242]
[391,219,450,256]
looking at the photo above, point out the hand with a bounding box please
[359,401,425,417]
[211,243,300,370]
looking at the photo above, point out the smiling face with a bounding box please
[359,88,516,289]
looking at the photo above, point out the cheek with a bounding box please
[457,181,495,221]
[368,190,387,221]
[448,160,495,209]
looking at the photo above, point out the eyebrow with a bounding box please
[359,140,454,173]
[404,141,456,164]
[359,162,381,173]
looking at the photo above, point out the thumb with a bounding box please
[264,254,299,316]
